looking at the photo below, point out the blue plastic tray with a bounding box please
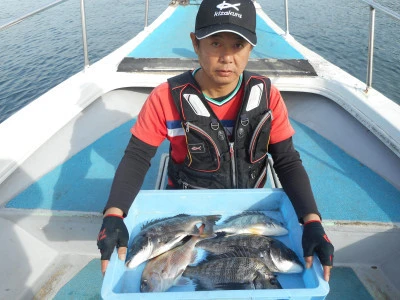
[101,189,329,299]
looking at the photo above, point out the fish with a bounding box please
[213,211,288,236]
[125,213,221,269]
[140,224,214,293]
[182,255,282,291]
[196,233,303,273]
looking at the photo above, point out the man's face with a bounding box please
[191,32,253,91]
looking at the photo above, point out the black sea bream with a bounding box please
[213,211,288,236]
[196,233,303,273]
[183,255,282,290]
[126,214,221,269]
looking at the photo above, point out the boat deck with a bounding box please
[117,3,317,76]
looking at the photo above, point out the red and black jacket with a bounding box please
[167,70,272,189]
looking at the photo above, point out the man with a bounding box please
[97,0,334,281]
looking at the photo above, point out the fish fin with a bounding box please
[255,271,283,289]
[174,213,192,218]
[270,276,283,289]
[175,277,190,286]
[190,249,197,263]
[192,280,211,291]
[221,211,265,223]
[196,223,216,239]
[198,227,217,240]
[202,215,222,235]
[140,214,190,229]
[214,282,254,290]
[215,231,229,238]
[171,270,190,287]
[207,214,223,223]
[203,252,236,261]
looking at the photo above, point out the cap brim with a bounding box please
[195,24,257,46]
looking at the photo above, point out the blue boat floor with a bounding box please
[53,259,372,299]
[127,4,304,60]
[7,119,400,223]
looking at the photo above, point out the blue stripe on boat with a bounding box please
[7,119,400,223]
[127,4,304,60]
[292,121,400,222]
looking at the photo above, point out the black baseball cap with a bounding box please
[195,0,257,46]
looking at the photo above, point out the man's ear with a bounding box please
[190,32,199,54]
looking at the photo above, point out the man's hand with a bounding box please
[302,218,334,282]
[97,210,129,276]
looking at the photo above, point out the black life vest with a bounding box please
[167,70,272,189]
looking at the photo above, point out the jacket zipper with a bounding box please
[229,142,237,188]
[249,110,273,163]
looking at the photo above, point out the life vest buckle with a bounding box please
[211,119,219,130]
[241,114,249,126]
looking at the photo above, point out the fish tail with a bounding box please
[202,215,221,236]
[182,265,195,278]
[213,224,222,232]
[197,223,216,239]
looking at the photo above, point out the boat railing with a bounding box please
[282,0,400,93]
[361,0,400,92]
[1,0,399,91]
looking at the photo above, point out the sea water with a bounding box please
[0,0,399,124]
